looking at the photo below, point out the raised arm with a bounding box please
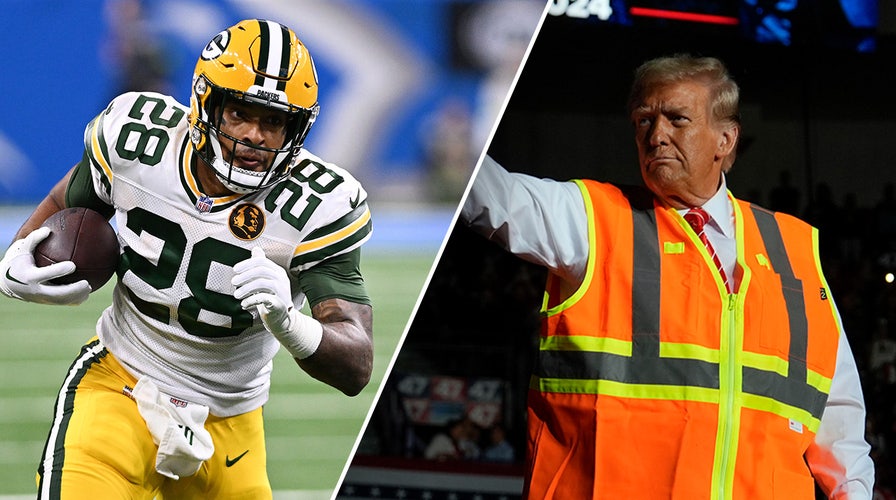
[461,155,589,285]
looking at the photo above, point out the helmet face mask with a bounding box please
[190,19,320,194]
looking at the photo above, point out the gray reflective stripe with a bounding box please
[743,367,827,418]
[748,206,825,419]
[538,350,720,388]
[749,206,808,379]
[630,187,661,358]
[537,193,829,419]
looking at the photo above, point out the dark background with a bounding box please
[351,2,896,497]
[491,2,894,199]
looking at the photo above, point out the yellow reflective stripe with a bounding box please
[542,180,595,316]
[664,241,685,254]
[742,351,788,377]
[540,336,722,364]
[813,226,847,343]
[807,368,833,394]
[539,335,631,356]
[532,376,720,403]
[659,342,720,363]
[741,393,822,433]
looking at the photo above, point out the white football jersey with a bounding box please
[81,92,372,416]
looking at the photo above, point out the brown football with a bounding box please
[33,207,120,291]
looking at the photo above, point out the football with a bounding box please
[33,207,120,291]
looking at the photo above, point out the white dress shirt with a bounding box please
[461,155,874,499]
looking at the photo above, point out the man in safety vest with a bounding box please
[461,54,874,498]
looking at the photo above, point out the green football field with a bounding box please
[0,249,436,499]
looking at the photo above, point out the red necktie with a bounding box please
[684,208,731,292]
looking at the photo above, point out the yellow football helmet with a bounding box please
[189,19,320,193]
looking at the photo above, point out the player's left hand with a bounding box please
[232,247,322,359]
[0,227,91,305]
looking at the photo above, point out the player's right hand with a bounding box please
[0,227,90,305]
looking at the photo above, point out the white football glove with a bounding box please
[0,227,91,305]
[231,247,322,359]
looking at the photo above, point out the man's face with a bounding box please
[631,80,735,208]
[217,101,289,172]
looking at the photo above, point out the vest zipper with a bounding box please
[716,293,739,500]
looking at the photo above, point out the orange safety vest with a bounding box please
[526,180,842,499]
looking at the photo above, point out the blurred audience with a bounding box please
[103,0,173,96]
[423,416,482,462]
[769,169,802,217]
[482,423,516,463]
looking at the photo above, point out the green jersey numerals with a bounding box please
[120,207,253,338]
[116,95,185,166]
[113,94,346,338]
[266,159,344,231]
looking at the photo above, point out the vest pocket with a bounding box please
[657,260,705,346]
[748,270,792,357]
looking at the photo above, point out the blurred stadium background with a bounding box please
[0,0,546,498]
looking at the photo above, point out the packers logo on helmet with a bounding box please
[201,30,230,61]
[190,19,320,194]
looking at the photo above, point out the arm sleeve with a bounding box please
[65,152,115,219]
[806,325,875,498]
[460,155,589,284]
[297,248,371,307]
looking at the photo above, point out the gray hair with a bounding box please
[627,54,741,128]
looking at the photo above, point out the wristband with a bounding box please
[276,309,324,359]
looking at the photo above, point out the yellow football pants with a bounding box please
[35,338,272,499]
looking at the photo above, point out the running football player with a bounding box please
[0,19,373,499]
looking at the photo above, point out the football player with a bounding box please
[0,19,373,499]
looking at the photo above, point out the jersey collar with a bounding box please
[178,140,245,211]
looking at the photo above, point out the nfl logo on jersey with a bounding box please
[196,195,213,213]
